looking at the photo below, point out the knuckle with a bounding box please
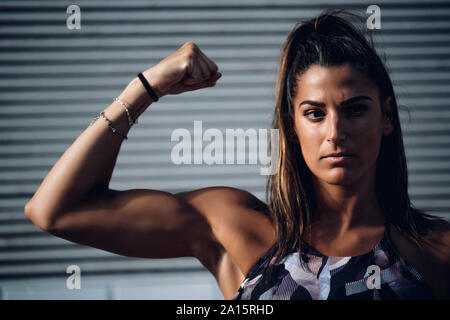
[181,61,190,72]
[182,42,198,58]
[186,41,198,50]
[186,48,199,59]
[185,51,194,61]
[183,49,196,62]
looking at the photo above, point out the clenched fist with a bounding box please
[142,42,222,99]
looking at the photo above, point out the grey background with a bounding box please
[0,0,449,299]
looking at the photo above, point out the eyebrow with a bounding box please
[299,96,373,108]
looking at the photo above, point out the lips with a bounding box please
[322,152,356,158]
[321,153,356,165]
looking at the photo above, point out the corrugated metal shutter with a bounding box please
[0,0,449,299]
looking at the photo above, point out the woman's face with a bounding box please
[292,64,393,186]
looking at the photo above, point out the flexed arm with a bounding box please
[24,42,221,231]
[23,43,275,293]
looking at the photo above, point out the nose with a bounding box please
[326,111,346,143]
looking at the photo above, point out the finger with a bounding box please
[184,47,220,85]
[198,50,219,79]
[197,58,210,81]
[183,73,221,92]
[203,71,222,87]
[183,52,205,83]
[210,71,222,82]
[183,74,204,86]
[184,59,215,85]
[184,69,221,87]
[188,61,208,83]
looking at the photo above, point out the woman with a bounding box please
[24,11,449,300]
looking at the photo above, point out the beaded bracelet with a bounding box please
[100,112,128,140]
[114,97,138,125]
[89,112,128,140]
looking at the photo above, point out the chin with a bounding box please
[321,167,362,186]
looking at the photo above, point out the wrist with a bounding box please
[142,68,164,100]
[137,72,160,103]
[118,77,153,120]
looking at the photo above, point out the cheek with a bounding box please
[348,122,384,170]
[296,125,321,167]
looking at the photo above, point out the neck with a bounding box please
[310,168,385,237]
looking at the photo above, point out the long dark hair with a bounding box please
[265,9,445,268]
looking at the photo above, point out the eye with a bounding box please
[304,110,325,120]
[345,105,367,116]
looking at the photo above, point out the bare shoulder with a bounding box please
[389,218,450,299]
[175,186,275,299]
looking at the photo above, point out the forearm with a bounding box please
[94,77,156,188]
[25,76,156,225]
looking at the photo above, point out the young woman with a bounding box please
[24,11,449,300]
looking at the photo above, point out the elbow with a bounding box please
[24,201,34,222]
[24,201,54,232]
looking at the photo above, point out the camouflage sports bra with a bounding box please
[233,224,434,300]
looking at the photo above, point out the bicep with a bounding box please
[176,187,275,277]
[47,188,213,259]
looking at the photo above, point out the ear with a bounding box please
[382,96,394,136]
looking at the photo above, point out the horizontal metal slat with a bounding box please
[1,7,449,23]
[1,46,450,62]
[0,258,203,279]
[2,59,450,77]
[1,20,450,37]
[2,34,450,51]
[0,0,449,8]
[2,72,450,89]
